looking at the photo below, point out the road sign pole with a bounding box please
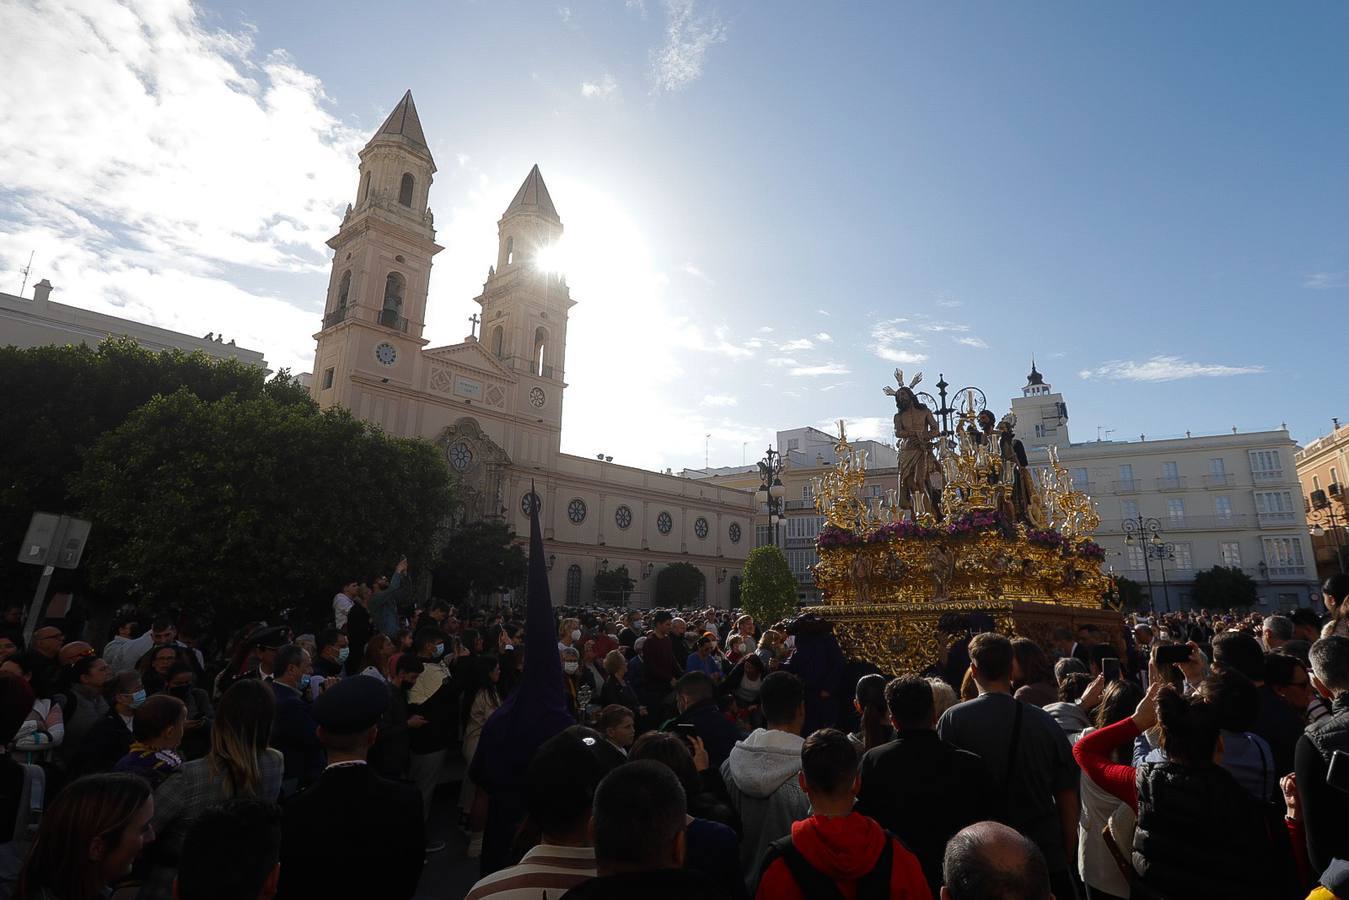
[24,565,56,647]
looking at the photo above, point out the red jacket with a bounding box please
[754,812,929,900]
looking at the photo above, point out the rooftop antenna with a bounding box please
[705,433,711,469]
[17,251,34,298]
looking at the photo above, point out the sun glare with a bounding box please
[534,240,569,275]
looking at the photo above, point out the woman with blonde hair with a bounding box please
[16,773,154,900]
[557,617,582,652]
[138,679,282,899]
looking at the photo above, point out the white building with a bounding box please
[0,280,267,368]
[1014,365,1315,611]
[309,92,752,607]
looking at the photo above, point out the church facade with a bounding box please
[309,92,752,607]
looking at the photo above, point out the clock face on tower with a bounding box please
[374,343,398,366]
[529,387,546,408]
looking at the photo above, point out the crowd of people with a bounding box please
[2,567,1349,899]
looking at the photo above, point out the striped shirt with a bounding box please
[465,843,597,900]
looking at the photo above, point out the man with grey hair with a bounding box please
[941,821,1052,900]
[1296,636,1349,872]
[1262,615,1294,652]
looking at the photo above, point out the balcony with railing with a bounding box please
[1156,476,1188,491]
[1101,514,1252,532]
[1203,473,1236,488]
[379,309,409,332]
[1112,479,1140,494]
[322,306,349,328]
[1252,468,1285,483]
[1257,510,1297,527]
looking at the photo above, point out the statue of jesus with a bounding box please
[891,386,941,518]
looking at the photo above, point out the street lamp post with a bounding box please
[754,446,787,552]
[1124,516,1174,613]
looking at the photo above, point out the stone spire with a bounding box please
[369,90,431,159]
[504,164,560,222]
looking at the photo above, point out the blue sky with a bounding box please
[1,1,1345,470]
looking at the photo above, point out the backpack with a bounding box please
[758,830,895,900]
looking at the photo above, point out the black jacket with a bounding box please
[1132,760,1296,900]
[674,700,741,773]
[269,682,324,788]
[599,675,641,717]
[856,729,994,896]
[344,603,372,676]
[279,763,424,899]
[370,681,413,779]
[1297,692,1349,872]
[71,709,133,777]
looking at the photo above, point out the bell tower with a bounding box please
[1010,359,1071,450]
[475,166,575,453]
[311,91,442,409]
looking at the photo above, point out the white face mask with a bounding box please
[563,661,579,675]
[571,629,582,642]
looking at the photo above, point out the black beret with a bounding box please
[249,625,288,650]
[312,675,389,734]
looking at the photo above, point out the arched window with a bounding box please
[360,171,371,202]
[491,325,504,357]
[383,272,405,312]
[505,237,514,266]
[336,270,351,309]
[533,327,547,376]
[398,173,415,207]
[566,564,582,605]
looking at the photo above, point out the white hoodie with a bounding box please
[720,727,809,890]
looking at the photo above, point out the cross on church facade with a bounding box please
[468,312,480,338]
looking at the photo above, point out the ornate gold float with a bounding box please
[802,374,1124,675]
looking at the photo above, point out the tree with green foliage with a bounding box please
[72,388,454,632]
[740,545,797,627]
[0,338,311,592]
[1191,565,1260,610]
[656,562,705,608]
[431,519,527,607]
[593,565,636,606]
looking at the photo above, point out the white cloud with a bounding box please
[869,319,928,365]
[1078,356,1266,382]
[581,74,618,99]
[937,297,963,308]
[920,321,970,333]
[682,262,712,282]
[701,393,737,407]
[956,336,989,349]
[0,0,371,372]
[790,362,850,377]
[766,357,798,367]
[558,5,573,23]
[817,309,831,317]
[455,152,471,167]
[814,332,833,342]
[651,0,728,94]
[779,338,814,351]
[1303,272,1345,290]
[757,325,775,333]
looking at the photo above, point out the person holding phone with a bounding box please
[1295,636,1349,874]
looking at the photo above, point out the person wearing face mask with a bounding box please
[313,628,349,679]
[114,693,187,788]
[268,644,325,796]
[72,671,145,778]
[619,612,644,653]
[161,662,213,761]
[561,646,584,720]
[558,618,583,653]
